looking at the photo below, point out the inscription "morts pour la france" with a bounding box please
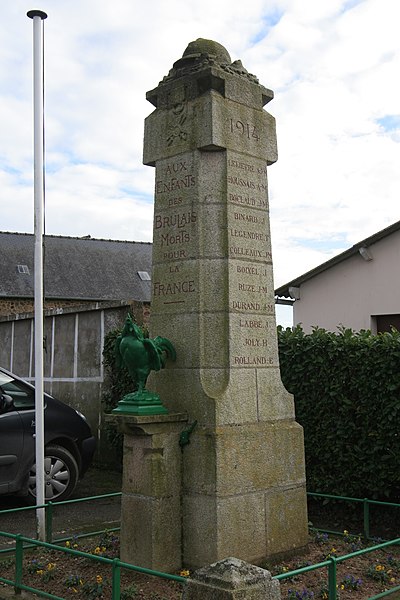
[153,280,195,296]
[161,230,190,246]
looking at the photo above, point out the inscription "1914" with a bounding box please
[229,119,260,141]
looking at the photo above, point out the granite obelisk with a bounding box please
[144,38,308,568]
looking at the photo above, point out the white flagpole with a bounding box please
[27,8,47,542]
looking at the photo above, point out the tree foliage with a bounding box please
[278,325,400,500]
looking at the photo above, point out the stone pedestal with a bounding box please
[182,557,281,600]
[143,38,308,569]
[107,413,187,571]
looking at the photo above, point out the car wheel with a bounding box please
[28,445,79,502]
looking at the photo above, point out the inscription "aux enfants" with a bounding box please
[156,175,195,194]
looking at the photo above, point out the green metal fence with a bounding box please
[0,531,187,599]
[1,491,400,599]
[274,491,400,600]
[274,536,400,600]
[0,492,122,553]
[0,492,187,598]
[308,491,400,541]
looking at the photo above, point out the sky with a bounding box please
[1,0,400,327]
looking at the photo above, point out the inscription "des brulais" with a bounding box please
[155,211,197,229]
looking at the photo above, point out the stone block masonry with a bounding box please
[141,38,308,569]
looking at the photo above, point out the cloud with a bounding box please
[1,0,400,325]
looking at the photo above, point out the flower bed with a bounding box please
[0,531,183,599]
[267,529,400,599]
[1,528,400,599]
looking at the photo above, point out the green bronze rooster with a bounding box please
[115,314,176,394]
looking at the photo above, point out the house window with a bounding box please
[137,271,151,281]
[17,265,30,274]
[375,314,400,333]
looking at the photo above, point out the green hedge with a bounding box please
[102,327,137,461]
[277,326,400,500]
[102,327,134,413]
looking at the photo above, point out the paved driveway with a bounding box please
[0,468,122,546]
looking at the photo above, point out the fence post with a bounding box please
[14,534,23,595]
[328,556,337,600]
[182,557,281,599]
[111,558,121,600]
[363,498,370,539]
[46,502,53,543]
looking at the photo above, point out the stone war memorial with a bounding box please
[114,38,308,574]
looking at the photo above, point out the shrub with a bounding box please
[102,321,138,461]
[278,326,400,499]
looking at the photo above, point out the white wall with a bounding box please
[293,230,400,333]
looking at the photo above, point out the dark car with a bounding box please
[0,367,96,502]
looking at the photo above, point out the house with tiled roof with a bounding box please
[275,220,400,333]
[0,232,153,464]
[0,231,152,316]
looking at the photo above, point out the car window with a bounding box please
[0,379,35,410]
[0,371,14,387]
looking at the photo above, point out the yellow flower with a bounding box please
[340,584,345,590]
[96,575,103,584]
[101,546,106,552]
[47,563,56,570]
[72,588,78,593]
[94,546,101,554]
[343,530,349,536]
[73,543,78,548]
[376,565,385,571]
[179,569,190,577]
[36,569,44,575]
[65,540,70,547]
[390,578,396,583]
